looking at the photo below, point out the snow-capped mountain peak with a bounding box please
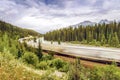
[99,19,110,24]
[72,21,96,27]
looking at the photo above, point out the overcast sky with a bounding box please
[0,0,120,33]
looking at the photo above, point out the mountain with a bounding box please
[118,20,120,23]
[71,19,113,27]
[0,20,41,37]
[72,21,96,27]
[79,21,96,26]
[99,19,110,24]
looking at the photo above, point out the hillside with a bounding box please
[0,20,69,80]
[0,21,67,80]
[0,20,41,38]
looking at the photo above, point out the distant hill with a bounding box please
[71,19,113,27]
[0,20,41,38]
[72,21,96,27]
[99,19,111,24]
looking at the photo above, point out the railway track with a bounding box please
[43,49,120,66]
[19,37,120,67]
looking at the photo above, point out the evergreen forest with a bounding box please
[45,21,120,47]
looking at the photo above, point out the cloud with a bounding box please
[0,0,120,33]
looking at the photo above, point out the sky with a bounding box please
[0,0,120,33]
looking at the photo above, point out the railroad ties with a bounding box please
[43,49,120,66]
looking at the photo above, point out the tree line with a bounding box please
[44,21,120,47]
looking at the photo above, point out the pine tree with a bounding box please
[109,32,119,47]
[101,34,106,46]
[34,37,37,42]
[58,38,61,45]
[17,48,22,58]
[51,40,53,44]
[8,38,12,47]
[108,34,112,46]
[87,31,92,43]
[113,32,119,47]
[36,40,42,60]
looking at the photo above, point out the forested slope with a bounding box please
[44,21,120,47]
[0,20,41,38]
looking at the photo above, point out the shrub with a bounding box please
[81,40,87,44]
[41,54,53,61]
[91,65,120,80]
[59,63,69,72]
[58,39,61,45]
[22,52,39,66]
[95,41,101,46]
[37,61,48,70]
[70,41,81,44]
[0,42,4,52]
[50,58,68,72]
[50,58,63,69]
[68,62,120,80]
[9,44,18,57]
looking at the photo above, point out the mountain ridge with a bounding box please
[71,19,117,27]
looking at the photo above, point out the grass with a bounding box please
[0,52,41,80]
[70,41,120,48]
[0,51,67,80]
